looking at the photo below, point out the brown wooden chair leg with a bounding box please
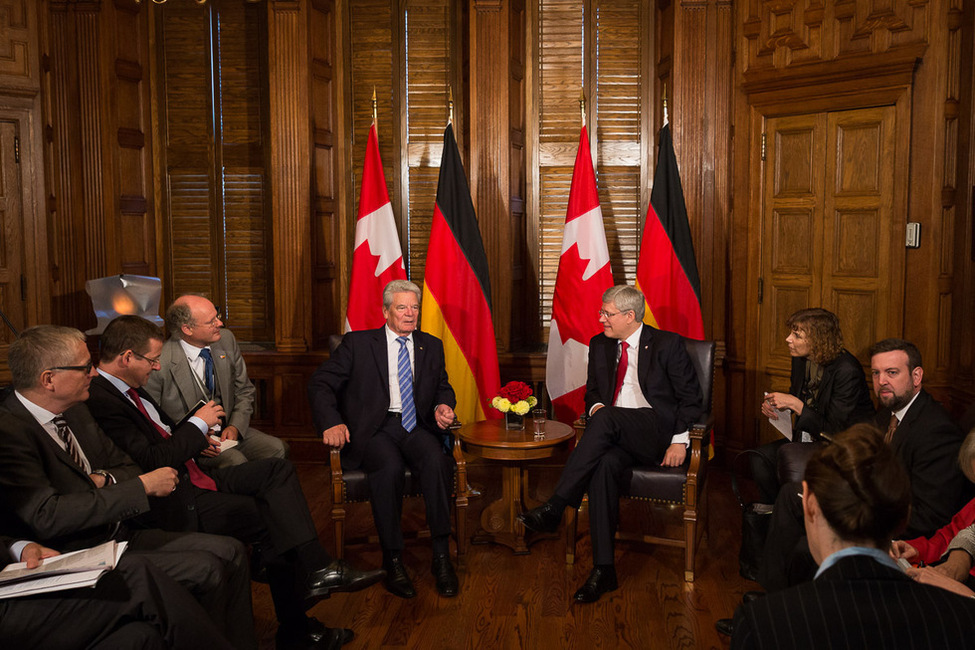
[683,508,696,582]
[565,506,577,565]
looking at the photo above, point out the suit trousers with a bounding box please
[554,406,671,566]
[118,528,256,649]
[0,553,235,650]
[196,457,328,630]
[361,414,454,553]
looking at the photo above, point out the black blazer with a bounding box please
[308,327,456,469]
[876,389,966,538]
[790,350,875,438]
[0,392,149,551]
[733,554,975,649]
[86,374,210,532]
[584,326,703,437]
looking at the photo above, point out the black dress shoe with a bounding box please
[431,553,459,597]
[383,556,416,599]
[275,618,354,650]
[715,618,735,636]
[304,559,385,600]
[517,502,563,534]
[742,590,764,604]
[573,567,618,603]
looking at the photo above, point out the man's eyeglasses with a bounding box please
[598,309,629,319]
[48,361,94,374]
[132,351,162,367]
[193,313,223,327]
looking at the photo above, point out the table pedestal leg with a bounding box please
[471,465,557,553]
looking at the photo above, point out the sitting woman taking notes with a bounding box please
[750,308,875,504]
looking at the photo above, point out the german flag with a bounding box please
[636,123,704,340]
[421,124,501,423]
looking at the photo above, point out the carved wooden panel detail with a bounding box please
[741,0,930,73]
[0,0,36,89]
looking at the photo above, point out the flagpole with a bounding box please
[662,83,669,126]
[372,87,378,124]
[579,90,586,127]
[448,87,454,125]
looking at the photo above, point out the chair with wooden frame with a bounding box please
[564,337,715,582]
[325,334,469,561]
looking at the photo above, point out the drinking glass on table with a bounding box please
[532,408,547,439]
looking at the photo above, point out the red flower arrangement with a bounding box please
[499,381,533,402]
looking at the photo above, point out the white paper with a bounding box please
[0,541,127,599]
[764,392,793,441]
[210,435,239,452]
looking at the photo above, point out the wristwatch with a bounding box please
[91,469,115,485]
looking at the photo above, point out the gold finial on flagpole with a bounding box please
[372,87,378,124]
[448,87,454,124]
[662,83,669,126]
[580,90,586,127]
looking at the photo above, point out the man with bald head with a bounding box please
[145,294,288,469]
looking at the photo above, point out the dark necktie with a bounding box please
[884,414,899,445]
[126,388,217,491]
[611,341,629,406]
[52,415,88,472]
[396,336,416,432]
[198,348,215,394]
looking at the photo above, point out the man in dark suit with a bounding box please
[0,534,235,649]
[86,315,384,650]
[308,279,459,599]
[145,294,288,468]
[731,425,975,650]
[756,339,965,592]
[0,325,255,648]
[519,285,703,603]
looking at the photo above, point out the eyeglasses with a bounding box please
[193,313,222,327]
[598,309,629,319]
[132,351,162,367]
[48,361,94,374]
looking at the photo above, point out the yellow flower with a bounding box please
[495,398,512,412]
[511,400,530,416]
[527,396,538,408]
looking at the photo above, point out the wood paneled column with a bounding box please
[267,0,312,352]
[469,0,513,351]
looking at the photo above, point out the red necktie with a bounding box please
[884,414,899,445]
[611,341,629,406]
[127,388,217,491]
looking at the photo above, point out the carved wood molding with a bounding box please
[741,42,925,104]
[267,2,311,352]
[77,9,108,280]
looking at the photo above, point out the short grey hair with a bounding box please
[602,285,645,321]
[383,280,422,309]
[165,301,195,339]
[8,325,86,390]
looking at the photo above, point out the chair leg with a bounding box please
[683,513,696,582]
[565,506,577,565]
[333,512,346,560]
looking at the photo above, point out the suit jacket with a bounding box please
[584,326,703,437]
[790,350,875,438]
[87,374,210,532]
[308,327,456,469]
[732,554,975,649]
[145,330,256,435]
[875,389,966,538]
[0,392,149,552]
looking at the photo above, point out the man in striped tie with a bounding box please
[309,280,459,599]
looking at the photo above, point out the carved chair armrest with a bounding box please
[447,419,469,497]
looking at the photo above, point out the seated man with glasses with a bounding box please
[518,285,703,603]
[144,294,288,469]
[86,315,386,649]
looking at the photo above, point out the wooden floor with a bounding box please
[251,458,753,649]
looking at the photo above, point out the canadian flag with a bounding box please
[345,122,407,332]
[546,126,614,422]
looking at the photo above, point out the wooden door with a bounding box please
[757,106,897,438]
[0,119,24,353]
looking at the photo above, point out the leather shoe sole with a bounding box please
[517,503,562,534]
[573,569,618,603]
[742,590,764,604]
[304,560,385,601]
[715,618,735,636]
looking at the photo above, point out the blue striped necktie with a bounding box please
[396,336,416,432]
[199,348,215,394]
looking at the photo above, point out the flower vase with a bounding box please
[504,411,525,431]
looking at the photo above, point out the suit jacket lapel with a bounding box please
[371,327,391,395]
[4,394,90,481]
[170,350,204,403]
[637,326,655,396]
[212,346,232,405]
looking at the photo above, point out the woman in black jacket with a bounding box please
[750,308,875,504]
